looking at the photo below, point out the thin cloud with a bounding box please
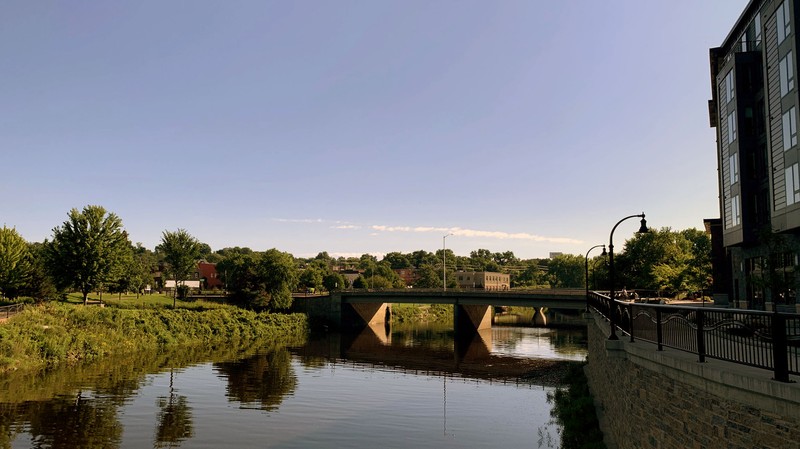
[272,218,326,224]
[272,217,582,245]
[371,225,582,244]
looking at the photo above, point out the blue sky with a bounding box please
[1,1,748,259]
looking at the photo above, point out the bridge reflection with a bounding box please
[291,323,573,385]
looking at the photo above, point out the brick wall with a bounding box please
[585,312,800,449]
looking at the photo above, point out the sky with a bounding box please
[1,0,750,260]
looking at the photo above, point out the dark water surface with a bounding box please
[0,323,587,448]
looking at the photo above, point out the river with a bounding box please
[0,319,587,448]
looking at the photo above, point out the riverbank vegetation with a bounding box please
[0,302,307,374]
[391,303,453,323]
[547,363,606,449]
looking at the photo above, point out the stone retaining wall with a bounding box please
[585,312,800,449]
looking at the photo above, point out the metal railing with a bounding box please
[0,303,25,320]
[588,291,799,382]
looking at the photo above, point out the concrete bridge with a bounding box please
[292,289,586,332]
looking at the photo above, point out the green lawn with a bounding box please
[63,292,228,310]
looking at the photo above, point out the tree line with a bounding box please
[0,205,713,309]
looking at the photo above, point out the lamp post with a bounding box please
[585,244,607,310]
[608,213,648,340]
[443,233,453,291]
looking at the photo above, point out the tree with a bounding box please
[408,250,437,268]
[513,260,546,288]
[547,254,585,288]
[413,264,443,288]
[47,206,131,305]
[159,229,201,306]
[298,266,323,292]
[217,251,263,306]
[616,227,713,296]
[120,245,155,298]
[259,249,297,310]
[0,226,32,300]
[24,242,58,302]
[383,252,411,269]
[322,272,345,291]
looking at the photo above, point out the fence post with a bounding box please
[771,312,790,382]
[629,303,635,343]
[656,308,663,351]
[696,309,706,363]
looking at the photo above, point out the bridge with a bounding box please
[292,288,587,333]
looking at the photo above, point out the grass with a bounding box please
[62,292,227,310]
[0,301,308,374]
[391,303,454,323]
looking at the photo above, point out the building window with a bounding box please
[755,13,762,44]
[780,51,794,97]
[778,0,791,44]
[732,195,741,226]
[786,163,800,205]
[783,107,797,150]
[727,111,737,143]
[725,70,735,103]
[730,153,739,184]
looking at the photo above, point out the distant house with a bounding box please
[164,280,201,290]
[162,260,222,292]
[198,261,223,290]
[339,269,363,288]
[454,271,510,291]
[393,268,417,286]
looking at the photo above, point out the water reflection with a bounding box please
[294,323,584,384]
[0,325,586,448]
[0,338,296,448]
[154,369,193,448]
[4,393,123,449]
[212,347,297,411]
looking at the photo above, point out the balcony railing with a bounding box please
[588,291,799,382]
[722,39,763,66]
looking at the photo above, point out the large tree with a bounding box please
[159,229,201,306]
[47,205,131,304]
[413,264,443,289]
[616,227,713,296]
[259,249,297,310]
[0,226,32,300]
[547,254,585,288]
[24,242,58,302]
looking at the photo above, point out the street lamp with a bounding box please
[443,233,453,291]
[608,213,648,340]
[585,244,607,310]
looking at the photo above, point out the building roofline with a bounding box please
[719,0,760,51]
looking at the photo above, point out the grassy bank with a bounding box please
[391,303,453,323]
[0,303,308,374]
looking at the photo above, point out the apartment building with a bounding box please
[710,0,800,311]
[454,271,510,291]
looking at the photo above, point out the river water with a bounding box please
[0,320,587,448]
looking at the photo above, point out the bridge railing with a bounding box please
[339,288,586,296]
[588,291,800,382]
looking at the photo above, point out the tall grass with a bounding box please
[0,303,308,374]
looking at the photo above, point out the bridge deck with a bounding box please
[335,289,587,310]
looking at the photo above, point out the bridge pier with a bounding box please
[532,307,548,326]
[341,302,391,329]
[454,304,492,335]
